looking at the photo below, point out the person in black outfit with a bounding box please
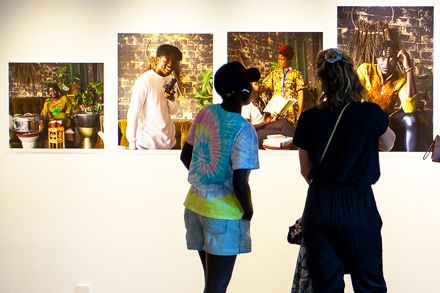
[292,48,396,293]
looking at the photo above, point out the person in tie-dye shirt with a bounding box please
[181,61,260,293]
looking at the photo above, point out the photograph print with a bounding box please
[9,63,104,149]
[338,6,434,152]
[118,33,213,150]
[228,32,323,150]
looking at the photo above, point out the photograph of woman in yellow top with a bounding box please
[40,83,73,127]
[227,32,322,149]
[261,45,305,125]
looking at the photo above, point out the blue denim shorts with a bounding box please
[184,208,251,256]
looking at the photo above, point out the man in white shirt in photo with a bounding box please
[126,44,182,150]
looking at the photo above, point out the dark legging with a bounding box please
[198,251,237,293]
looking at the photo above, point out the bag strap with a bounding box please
[423,135,440,161]
[320,102,351,164]
[423,140,434,160]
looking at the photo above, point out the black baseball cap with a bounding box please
[214,61,260,97]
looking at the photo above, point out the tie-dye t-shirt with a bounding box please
[184,104,260,220]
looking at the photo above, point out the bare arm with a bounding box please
[233,169,253,221]
[398,49,417,98]
[298,148,312,184]
[252,115,274,130]
[180,142,193,170]
[296,90,304,121]
[378,127,396,152]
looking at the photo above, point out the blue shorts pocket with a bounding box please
[203,217,227,234]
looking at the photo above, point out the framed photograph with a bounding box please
[118,33,213,150]
[338,6,434,151]
[9,63,104,149]
[228,32,323,150]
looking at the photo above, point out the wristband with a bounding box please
[405,67,413,73]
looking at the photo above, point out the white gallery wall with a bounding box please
[0,0,439,293]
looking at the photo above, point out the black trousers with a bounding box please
[302,183,387,293]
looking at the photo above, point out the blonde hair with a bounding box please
[316,48,364,109]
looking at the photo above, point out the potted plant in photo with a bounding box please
[42,64,103,148]
[72,80,104,148]
[53,66,81,94]
[194,71,213,108]
[46,65,103,122]
[73,80,104,128]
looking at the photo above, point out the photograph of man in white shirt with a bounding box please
[126,44,182,150]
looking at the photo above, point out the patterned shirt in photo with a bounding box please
[262,67,305,124]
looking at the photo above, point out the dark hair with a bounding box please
[156,44,182,61]
[214,61,260,98]
[46,82,61,94]
[376,40,399,59]
[278,45,294,60]
[316,48,364,108]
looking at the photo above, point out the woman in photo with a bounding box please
[257,45,306,148]
[40,83,73,127]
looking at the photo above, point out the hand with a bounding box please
[264,115,276,123]
[242,209,253,221]
[397,49,412,70]
[163,92,175,101]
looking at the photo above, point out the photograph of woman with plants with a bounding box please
[9,63,104,149]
